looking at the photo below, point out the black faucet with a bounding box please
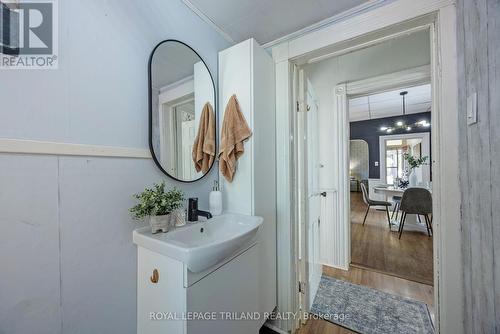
[187,198,213,222]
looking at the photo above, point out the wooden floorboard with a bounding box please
[296,266,434,334]
[350,192,434,285]
[297,318,357,334]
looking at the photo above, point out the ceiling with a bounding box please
[348,84,431,122]
[151,42,201,90]
[184,0,370,45]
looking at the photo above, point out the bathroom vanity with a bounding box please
[133,213,264,334]
[138,36,276,334]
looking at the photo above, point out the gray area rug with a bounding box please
[311,275,434,334]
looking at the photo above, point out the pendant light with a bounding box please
[379,90,430,133]
[400,91,408,115]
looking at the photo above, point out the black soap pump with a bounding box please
[188,197,199,222]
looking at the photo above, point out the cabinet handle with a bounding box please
[150,269,159,283]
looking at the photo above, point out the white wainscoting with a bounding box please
[319,189,349,270]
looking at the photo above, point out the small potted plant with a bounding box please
[129,181,184,233]
[403,153,429,186]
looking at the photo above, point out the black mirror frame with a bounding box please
[148,39,217,183]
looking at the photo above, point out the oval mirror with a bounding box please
[149,40,216,182]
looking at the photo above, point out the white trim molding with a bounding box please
[321,84,350,270]
[0,138,152,159]
[159,75,194,94]
[346,65,431,97]
[305,25,432,65]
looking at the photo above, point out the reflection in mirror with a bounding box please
[149,40,215,182]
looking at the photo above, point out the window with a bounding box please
[385,137,425,185]
[386,147,406,185]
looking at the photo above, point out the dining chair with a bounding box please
[398,188,433,239]
[391,195,402,220]
[360,183,392,228]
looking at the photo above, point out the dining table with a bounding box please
[373,185,432,233]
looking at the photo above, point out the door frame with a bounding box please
[295,67,308,326]
[158,95,194,172]
[272,1,461,333]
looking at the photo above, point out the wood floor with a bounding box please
[350,192,434,285]
[296,266,434,334]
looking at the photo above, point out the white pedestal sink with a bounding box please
[133,213,262,273]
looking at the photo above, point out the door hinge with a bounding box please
[296,100,310,113]
[298,281,306,294]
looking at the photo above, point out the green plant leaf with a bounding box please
[129,181,185,220]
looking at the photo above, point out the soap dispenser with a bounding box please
[209,180,222,216]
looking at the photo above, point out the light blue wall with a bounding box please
[0,1,229,333]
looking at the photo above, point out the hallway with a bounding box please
[350,192,434,285]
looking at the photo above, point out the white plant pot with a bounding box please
[409,170,418,187]
[149,214,171,234]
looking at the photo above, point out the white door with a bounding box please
[305,78,322,309]
[181,120,196,179]
[297,69,322,315]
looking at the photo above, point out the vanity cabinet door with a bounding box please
[186,244,260,334]
[137,247,186,334]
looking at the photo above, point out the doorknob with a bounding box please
[150,269,159,283]
[320,192,327,197]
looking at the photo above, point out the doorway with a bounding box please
[349,88,434,286]
[271,3,461,333]
[293,26,438,334]
[159,96,197,179]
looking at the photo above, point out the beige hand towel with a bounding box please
[192,102,215,174]
[218,94,252,182]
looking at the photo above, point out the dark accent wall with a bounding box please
[349,111,431,179]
